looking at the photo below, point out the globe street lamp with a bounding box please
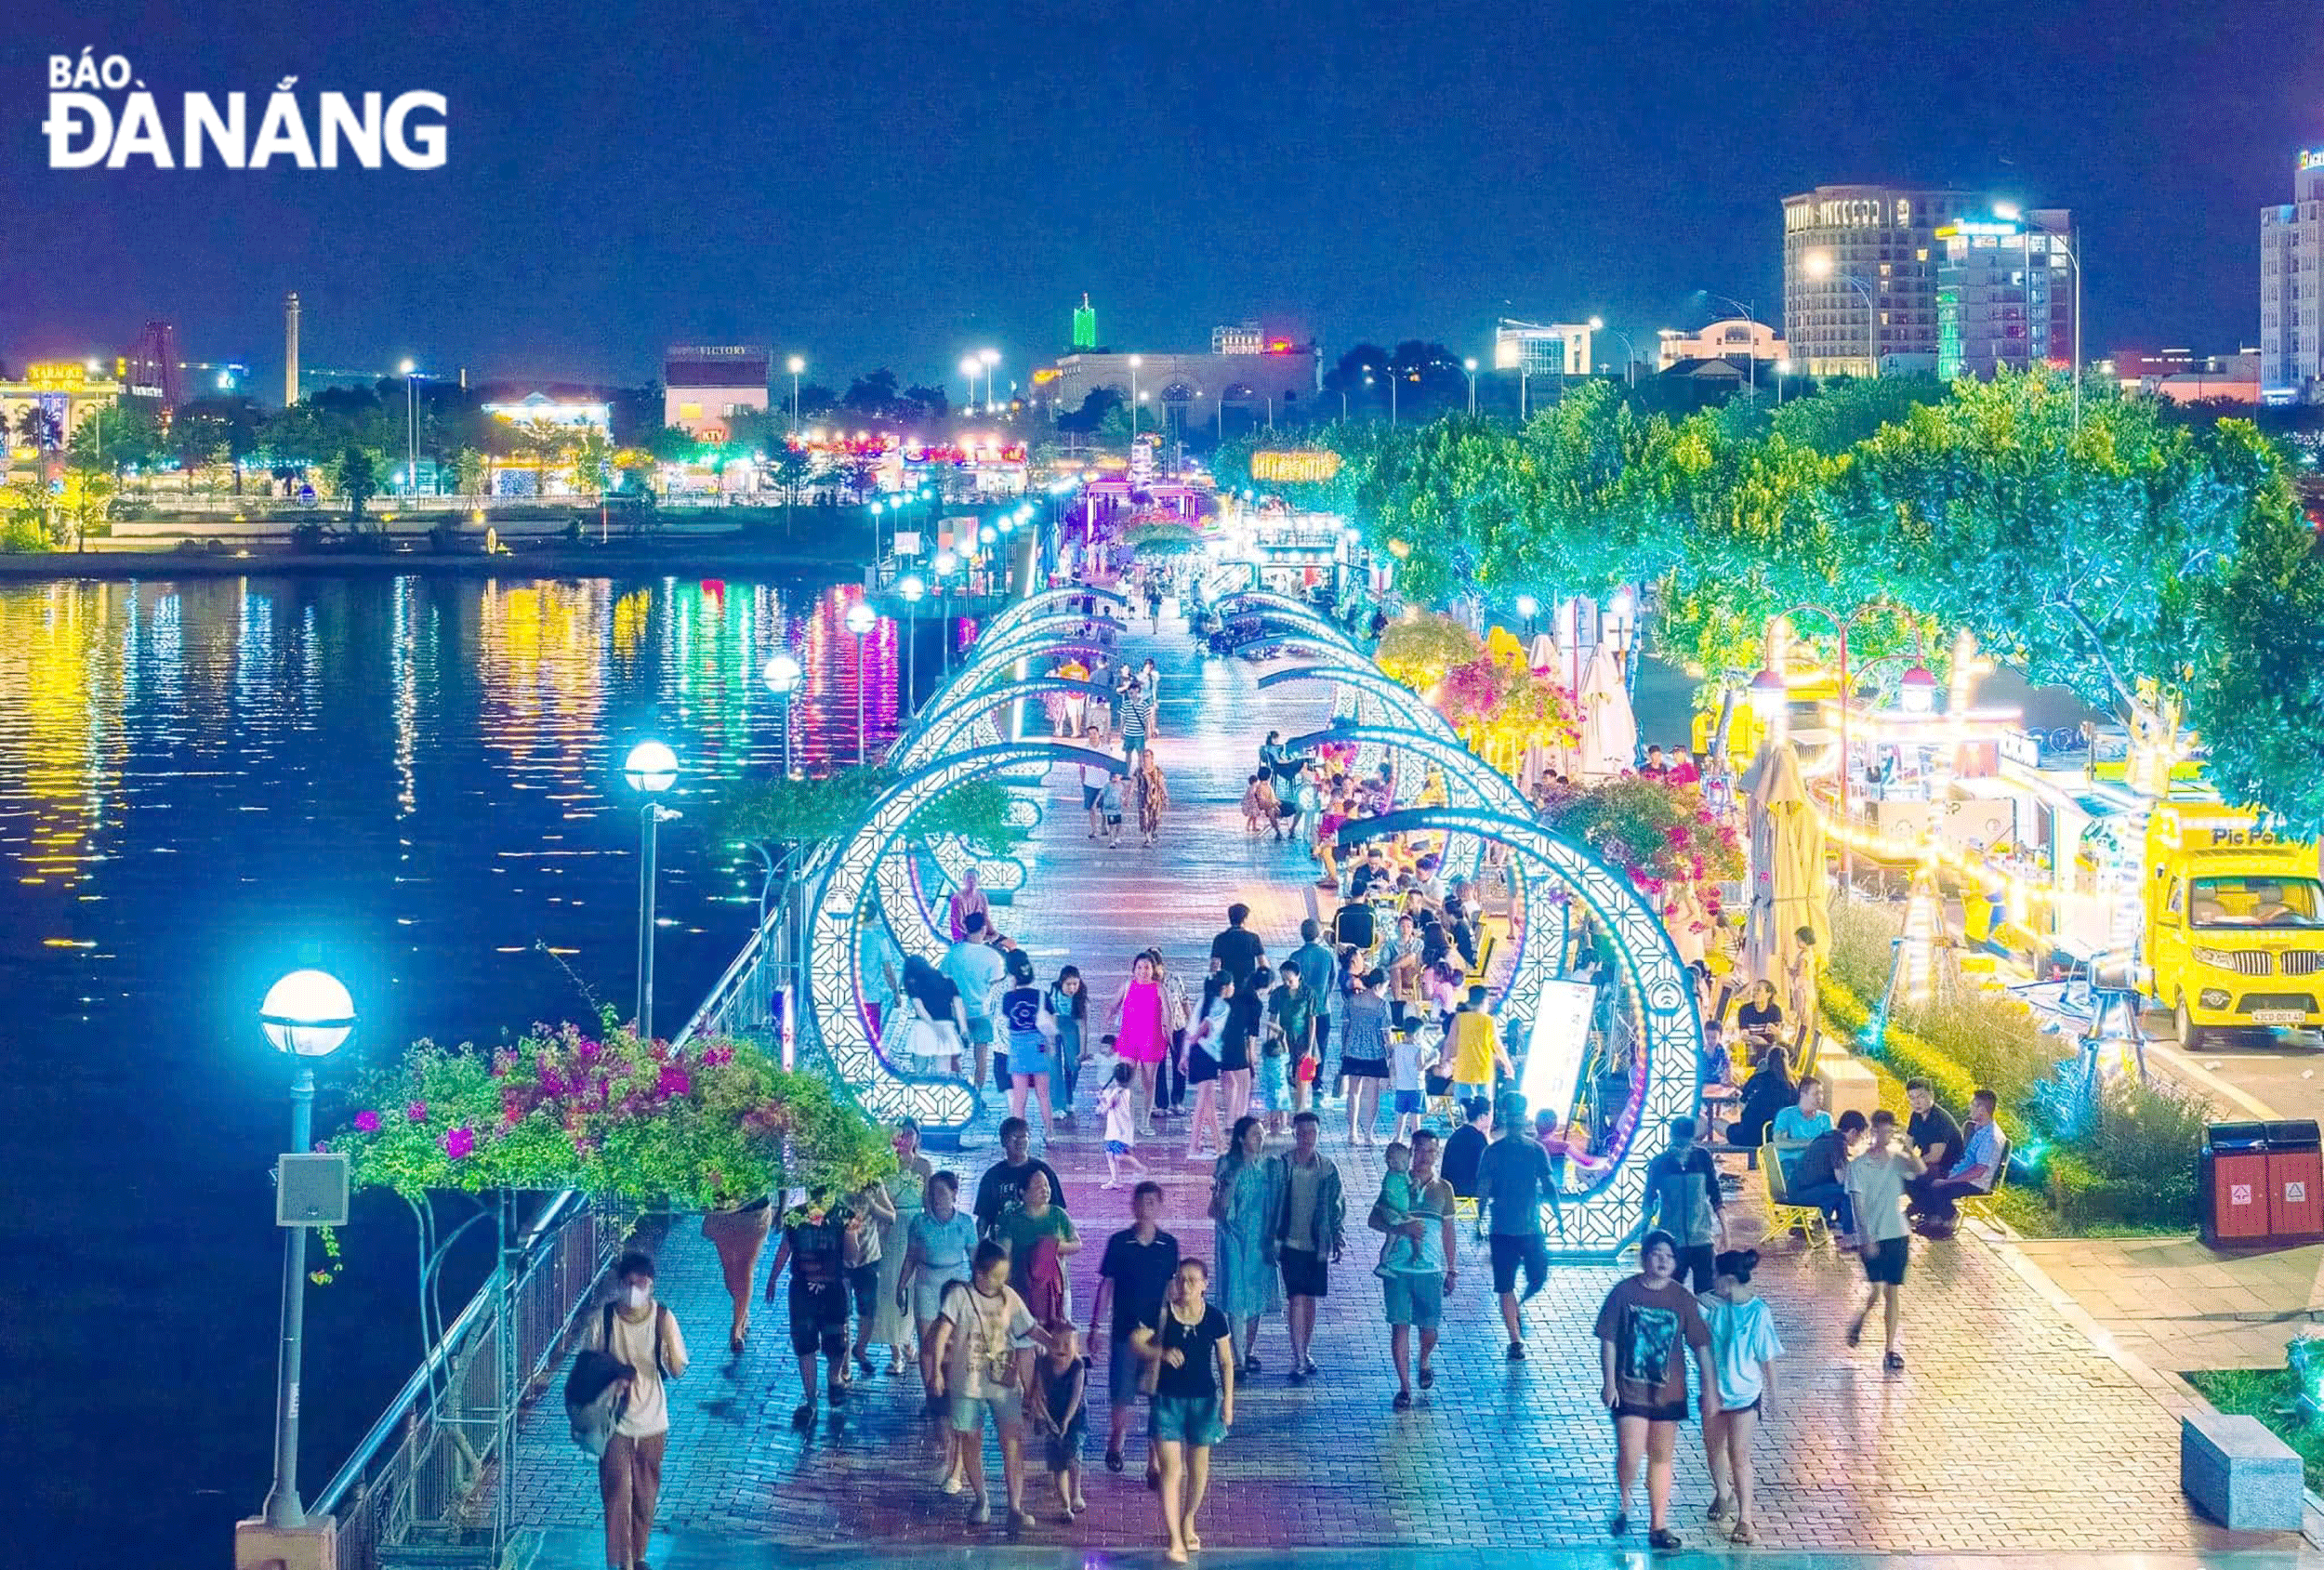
[979,349,1000,413]
[762,653,804,778]
[1802,252,1878,378]
[844,601,878,764]
[1514,593,1538,635]
[933,550,959,678]
[899,574,926,712]
[1464,357,1479,415]
[959,355,981,414]
[1128,354,1142,438]
[1589,317,1640,388]
[786,354,805,431]
[256,967,355,1530]
[622,741,680,1040]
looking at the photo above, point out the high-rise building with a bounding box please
[1072,293,1098,350]
[2261,152,2324,403]
[1782,186,1990,376]
[284,293,301,407]
[120,320,185,408]
[1934,209,2077,380]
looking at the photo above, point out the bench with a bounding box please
[2180,1412,2303,1530]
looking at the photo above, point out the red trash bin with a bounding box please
[2265,1120,2324,1241]
[2203,1122,2273,1245]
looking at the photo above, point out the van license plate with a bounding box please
[2252,1009,2305,1025]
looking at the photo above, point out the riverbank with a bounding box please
[0,544,867,579]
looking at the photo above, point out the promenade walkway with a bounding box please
[506,620,2294,1562]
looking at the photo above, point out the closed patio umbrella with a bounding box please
[1742,742,1829,994]
[1576,643,1637,781]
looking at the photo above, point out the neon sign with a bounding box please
[1250,449,1342,482]
[2304,150,2324,172]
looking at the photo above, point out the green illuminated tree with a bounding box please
[335,444,381,519]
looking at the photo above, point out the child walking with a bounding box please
[1028,1321,1091,1521]
[1698,1248,1784,1544]
[1242,772,1280,837]
[1097,1062,1148,1189]
[1387,1021,1430,1146]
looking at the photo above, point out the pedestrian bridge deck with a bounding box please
[505,626,2284,1557]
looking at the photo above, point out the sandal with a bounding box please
[1845,1319,1864,1348]
[1648,1527,1683,1550]
[1393,1390,1413,1410]
[1105,1448,1125,1473]
[1730,1521,1760,1545]
[1418,1363,1434,1390]
[1884,1350,1906,1372]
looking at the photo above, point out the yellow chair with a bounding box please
[1760,1137,1829,1249]
[1952,1147,2011,1226]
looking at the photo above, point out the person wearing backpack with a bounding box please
[585,1251,688,1570]
[1642,1118,1728,1294]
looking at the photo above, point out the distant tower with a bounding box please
[284,292,301,406]
[123,320,185,408]
[1072,292,1097,351]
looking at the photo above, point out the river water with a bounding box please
[0,572,909,1563]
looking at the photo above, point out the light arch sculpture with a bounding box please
[805,739,1128,1136]
[984,584,1131,641]
[1337,805,1701,1259]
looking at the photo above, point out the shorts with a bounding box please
[1382,1270,1444,1329]
[950,1388,1023,1435]
[1718,1397,1763,1418]
[845,1260,881,1324]
[1124,735,1146,756]
[1488,1232,1549,1297]
[1105,1139,1130,1156]
[1393,1089,1424,1115]
[1257,1054,1287,1111]
[1106,1337,1145,1405]
[1453,1079,1490,1106]
[1675,1244,1716,1295]
[1280,1247,1329,1300]
[911,1269,968,1326]
[967,1016,996,1046]
[1187,1049,1219,1086]
[1084,784,1103,810]
[1863,1234,1910,1286]
[1045,1419,1088,1472]
[788,1282,849,1357]
[1149,1392,1227,1447]
[1342,1056,1388,1080]
[1613,1398,1690,1423]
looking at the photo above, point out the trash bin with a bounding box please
[2201,1121,2274,1246]
[2265,1119,2324,1241]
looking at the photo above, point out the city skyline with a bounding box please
[7,0,2322,390]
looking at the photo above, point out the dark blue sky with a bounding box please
[8,0,2321,391]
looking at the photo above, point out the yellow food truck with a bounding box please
[2142,801,2324,1049]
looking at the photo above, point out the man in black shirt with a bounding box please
[1905,1078,1963,1174]
[1209,903,1266,983]
[972,1116,1066,1235]
[1443,1097,1491,1234]
[1089,1181,1180,1477]
[1785,1109,1867,1242]
[1348,846,1391,900]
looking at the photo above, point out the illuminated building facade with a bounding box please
[2261,151,2324,403]
[482,390,612,429]
[1934,209,2077,380]
[119,320,185,408]
[1656,318,1787,370]
[1037,346,1315,427]
[1492,320,1592,377]
[0,362,121,463]
[664,344,770,438]
[1782,185,1985,376]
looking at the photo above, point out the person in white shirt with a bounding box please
[589,1251,689,1570]
[1697,1248,1783,1544]
[941,913,1008,1092]
[1078,725,1116,840]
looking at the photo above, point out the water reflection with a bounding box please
[0,569,900,1563]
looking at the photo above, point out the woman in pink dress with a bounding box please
[1112,954,1170,1137]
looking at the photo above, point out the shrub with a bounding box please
[0,513,51,554]
[2046,1147,2195,1231]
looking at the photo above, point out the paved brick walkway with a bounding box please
[508,623,2287,1560]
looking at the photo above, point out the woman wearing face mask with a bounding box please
[590,1251,688,1570]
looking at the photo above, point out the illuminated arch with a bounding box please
[805,740,1128,1136]
[1337,806,1701,1259]
[984,584,1131,642]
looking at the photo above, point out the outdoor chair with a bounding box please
[1759,1135,1829,1249]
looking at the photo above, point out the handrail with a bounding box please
[309,1188,590,1516]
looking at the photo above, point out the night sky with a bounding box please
[8,0,2323,389]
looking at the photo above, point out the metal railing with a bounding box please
[311,899,795,1569]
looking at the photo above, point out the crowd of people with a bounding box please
[572,597,2006,1568]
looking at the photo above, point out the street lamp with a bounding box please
[1514,593,1538,634]
[762,653,804,778]
[845,600,878,764]
[1802,252,1878,378]
[1997,202,2084,429]
[1775,359,1792,405]
[1758,602,1893,886]
[934,550,959,678]
[255,967,355,1531]
[399,359,418,498]
[786,355,805,431]
[1590,317,1640,388]
[898,574,926,711]
[979,349,999,413]
[959,355,980,414]
[1464,357,1479,415]
[622,741,680,1040]
[1128,355,1142,438]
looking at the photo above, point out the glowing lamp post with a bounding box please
[899,574,926,712]
[1513,593,1538,635]
[844,600,878,764]
[1747,666,1790,745]
[399,359,418,497]
[762,653,804,778]
[623,741,680,1042]
[1898,663,1938,716]
[256,968,355,1531]
[786,354,805,431]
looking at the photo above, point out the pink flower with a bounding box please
[442,1127,476,1160]
[539,1068,568,1098]
[491,1049,515,1078]
[576,1037,601,1061]
[656,1065,692,1100]
[406,1102,428,1123]
[354,1110,382,1134]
